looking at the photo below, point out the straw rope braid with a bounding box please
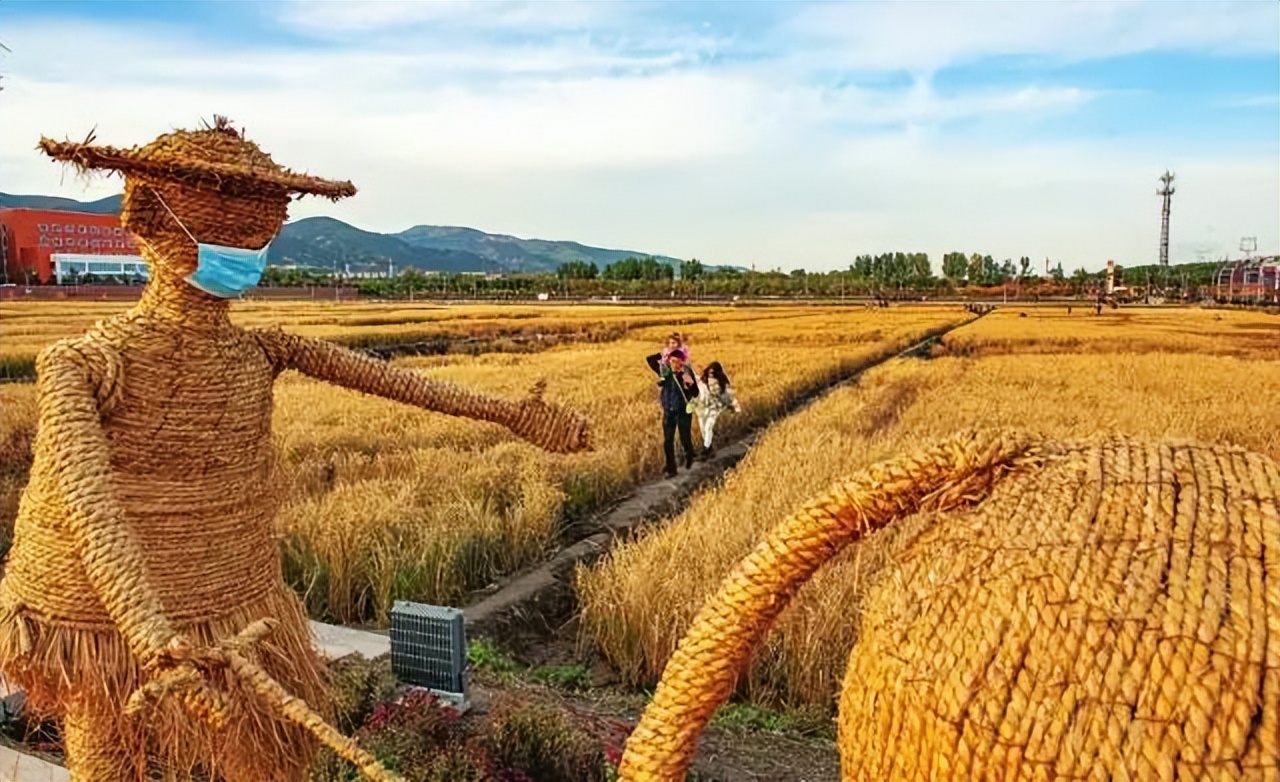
[253,329,591,454]
[26,340,181,667]
[125,619,403,782]
[617,432,1280,782]
[617,429,1039,781]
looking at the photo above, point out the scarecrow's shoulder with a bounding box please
[243,324,298,369]
[34,335,124,401]
[35,334,93,369]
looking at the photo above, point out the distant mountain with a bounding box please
[0,192,123,214]
[270,216,490,273]
[0,191,685,274]
[397,225,683,273]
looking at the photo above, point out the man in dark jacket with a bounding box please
[646,348,699,478]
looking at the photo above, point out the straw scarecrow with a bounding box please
[618,430,1280,781]
[0,117,591,782]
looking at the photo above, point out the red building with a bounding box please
[1,208,140,284]
[1214,257,1280,301]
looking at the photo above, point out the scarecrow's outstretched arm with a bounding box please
[33,341,178,666]
[252,329,591,454]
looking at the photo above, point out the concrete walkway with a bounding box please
[0,746,67,782]
[308,620,390,661]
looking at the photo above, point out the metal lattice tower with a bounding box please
[1157,171,1175,266]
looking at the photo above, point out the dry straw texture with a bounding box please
[617,430,1280,782]
[937,306,1280,360]
[2,304,964,627]
[0,118,586,781]
[0,298,954,779]
[578,350,1280,709]
[267,308,959,623]
[38,115,356,201]
[0,300,794,373]
[0,304,585,778]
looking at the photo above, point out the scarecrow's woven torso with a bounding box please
[837,438,1280,780]
[2,312,284,628]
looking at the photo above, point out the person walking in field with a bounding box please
[647,347,700,478]
[694,361,742,460]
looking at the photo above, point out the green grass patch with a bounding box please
[711,702,834,739]
[0,355,36,382]
[531,663,591,692]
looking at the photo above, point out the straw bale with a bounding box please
[617,430,1280,781]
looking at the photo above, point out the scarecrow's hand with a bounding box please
[253,330,592,454]
[33,341,183,667]
[506,379,593,454]
[126,619,280,730]
[128,646,228,730]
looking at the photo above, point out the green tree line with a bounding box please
[36,253,1246,302]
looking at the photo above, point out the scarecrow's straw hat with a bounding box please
[37,115,356,201]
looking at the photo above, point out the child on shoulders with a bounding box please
[659,332,692,372]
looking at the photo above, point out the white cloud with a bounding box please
[786,1,1279,75]
[0,6,1275,274]
[274,0,614,36]
[801,81,1100,129]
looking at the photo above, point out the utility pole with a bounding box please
[1157,170,1175,266]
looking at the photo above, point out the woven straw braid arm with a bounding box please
[31,341,178,666]
[616,430,1039,782]
[252,329,591,454]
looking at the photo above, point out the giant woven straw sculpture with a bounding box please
[0,117,590,782]
[618,430,1279,781]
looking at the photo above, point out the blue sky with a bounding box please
[1,0,1276,272]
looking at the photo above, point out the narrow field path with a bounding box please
[461,315,977,640]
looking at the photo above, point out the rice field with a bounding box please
[576,305,1280,709]
[0,300,965,625]
[0,300,822,379]
[936,304,1280,359]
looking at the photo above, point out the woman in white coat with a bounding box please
[694,361,742,459]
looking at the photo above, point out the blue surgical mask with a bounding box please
[150,186,276,298]
[186,241,271,298]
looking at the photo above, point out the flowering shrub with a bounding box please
[309,683,628,781]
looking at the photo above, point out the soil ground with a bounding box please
[496,616,842,782]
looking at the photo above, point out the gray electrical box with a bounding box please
[389,601,469,704]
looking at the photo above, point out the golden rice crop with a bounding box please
[576,345,1280,709]
[0,304,965,625]
[0,300,749,365]
[938,304,1280,359]
[0,389,36,536]
[268,308,962,622]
